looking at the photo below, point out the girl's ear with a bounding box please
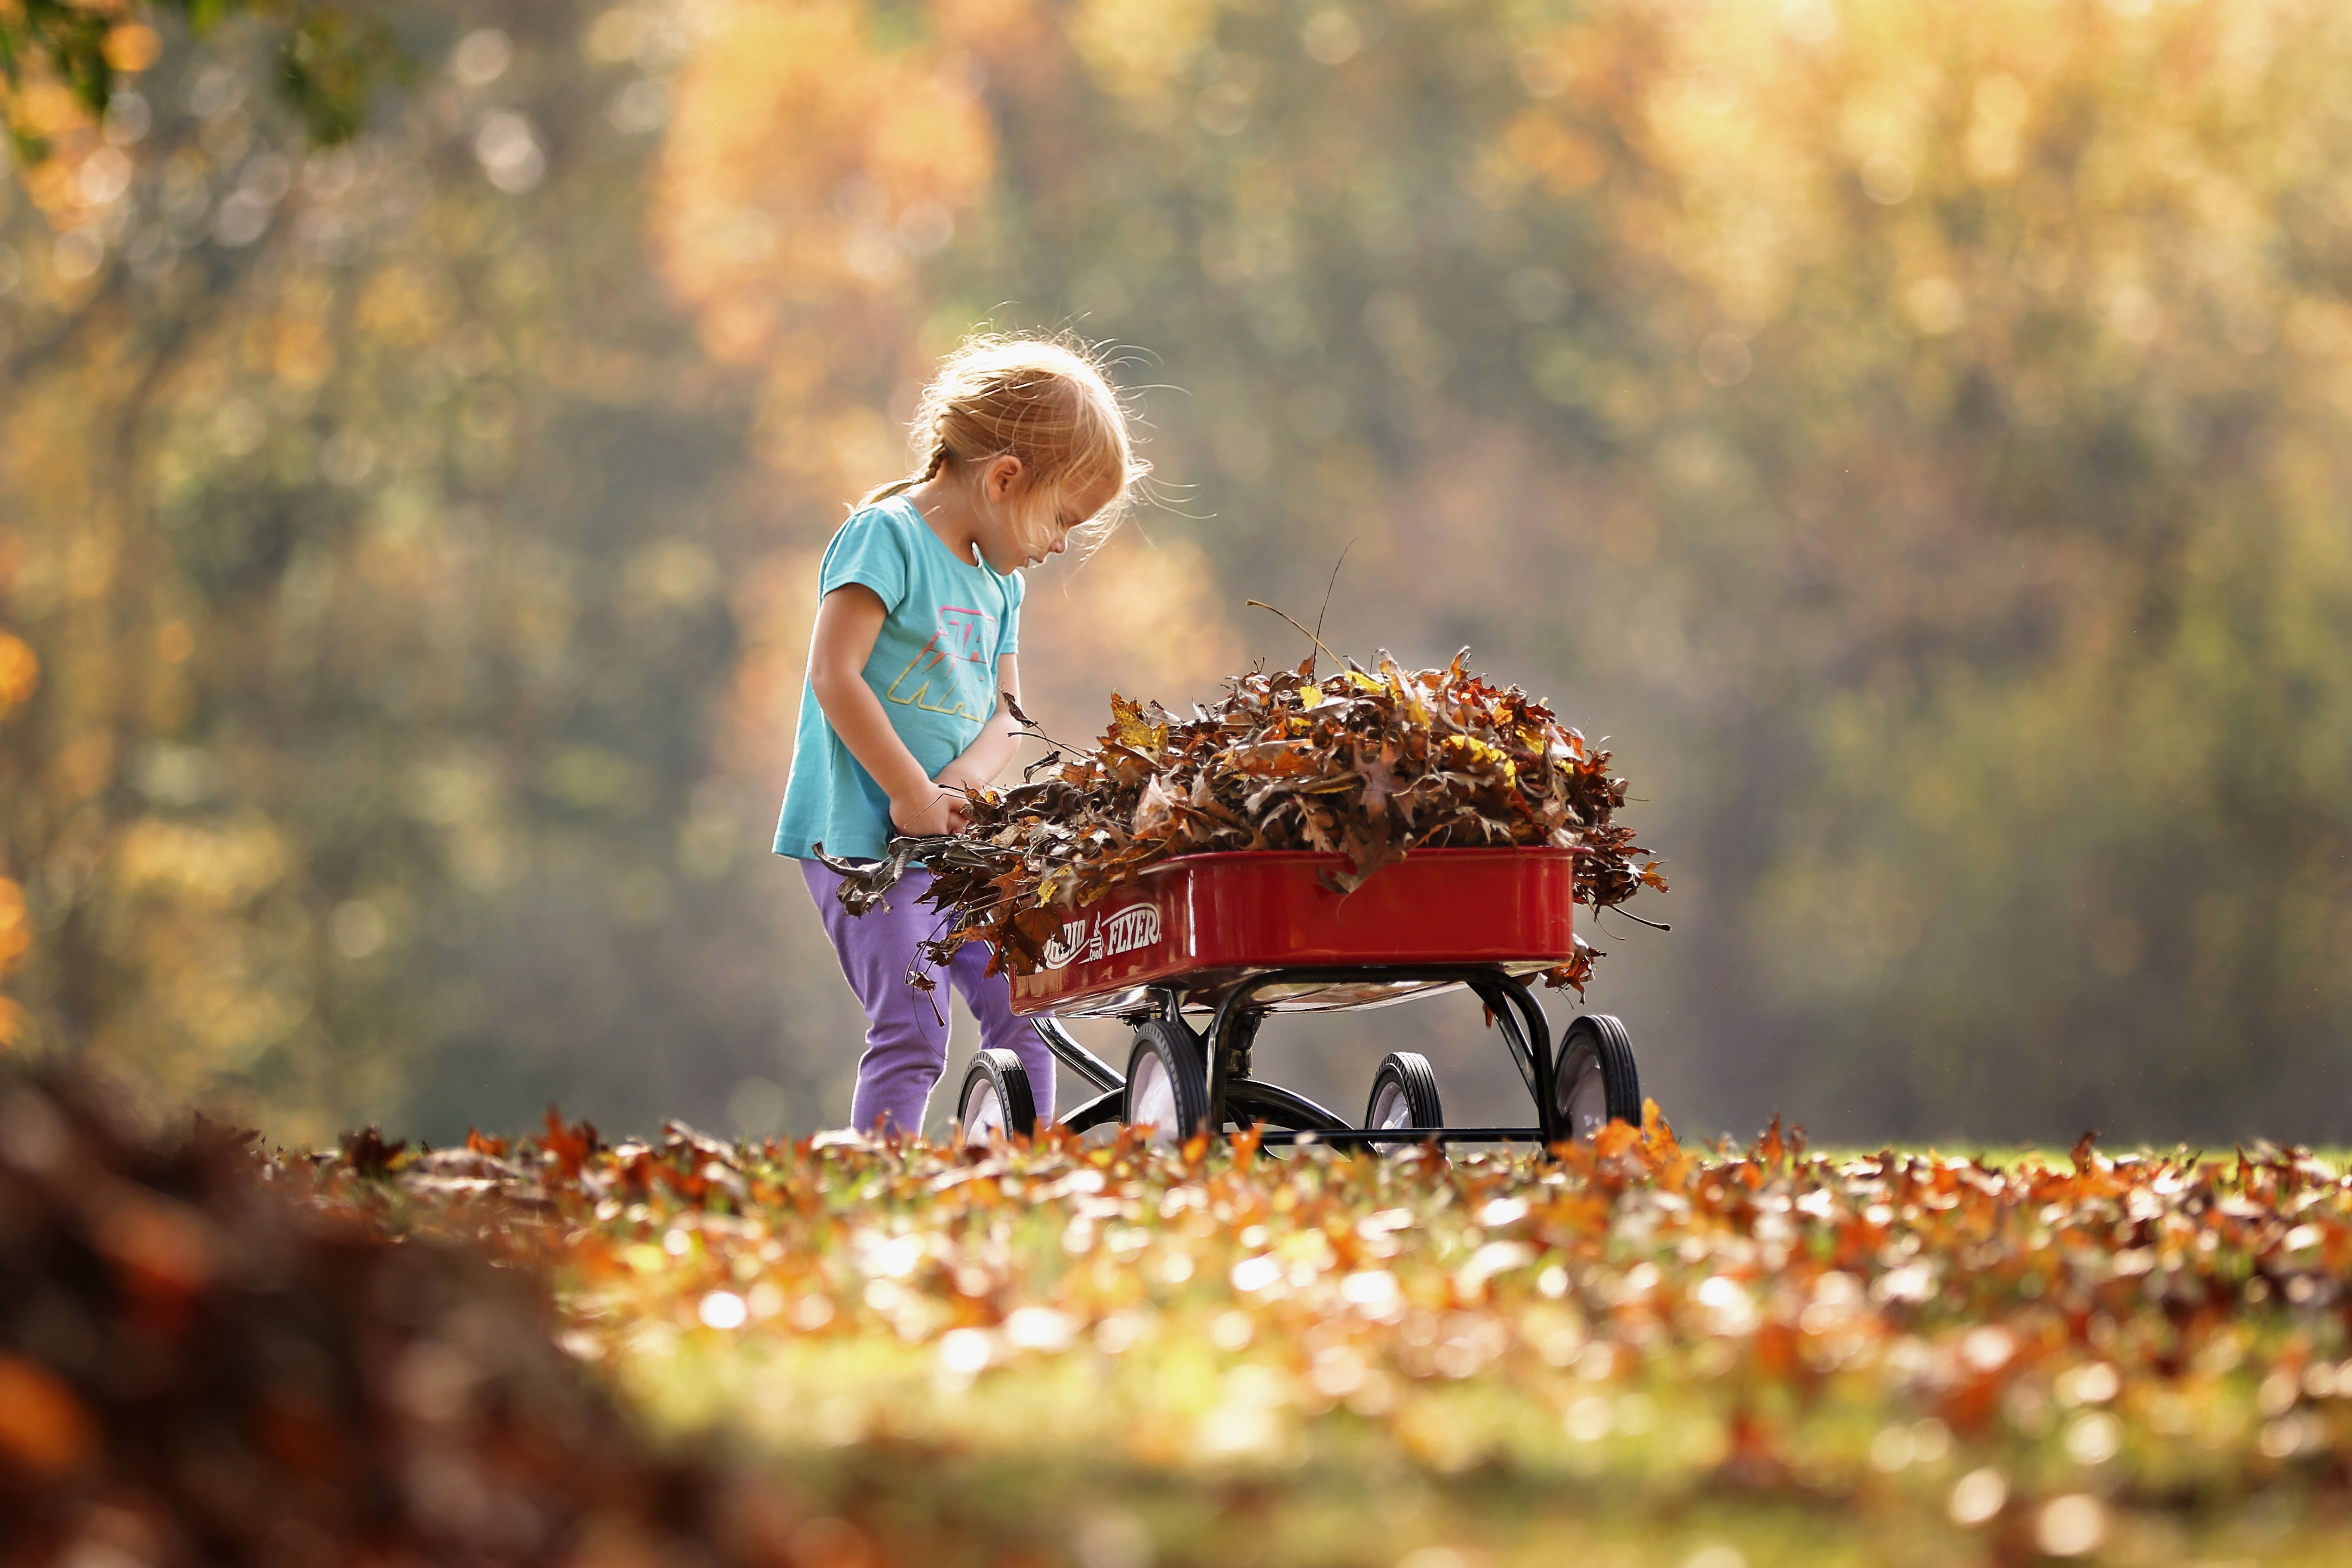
[983,453,1026,502]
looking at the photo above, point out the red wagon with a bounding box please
[952,847,1643,1149]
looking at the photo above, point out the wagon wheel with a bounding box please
[1555,1014,1641,1140]
[1364,1052,1444,1149]
[1125,1017,1210,1145]
[957,1048,1037,1142]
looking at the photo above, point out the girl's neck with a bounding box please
[905,475,983,567]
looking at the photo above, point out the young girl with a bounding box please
[775,336,1145,1136]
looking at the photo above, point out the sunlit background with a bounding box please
[4,0,2349,1148]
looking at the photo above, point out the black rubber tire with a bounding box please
[1124,1017,1210,1145]
[957,1048,1038,1142]
[1555,1014,1641,1139]
[1364,1051,1445,1148]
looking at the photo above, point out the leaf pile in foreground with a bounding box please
[824,649,1664,990]
[316,1113,2352,1565]
[0,1069,802,1568]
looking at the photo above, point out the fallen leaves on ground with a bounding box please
[306,1109,2352,1565]
[822,649,1663,991]
[23,1058,2350,1567]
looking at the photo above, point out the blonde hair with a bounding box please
[862,334,1148,556]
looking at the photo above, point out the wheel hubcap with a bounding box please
[1370,1080,1414,1131]
[1559,1054,1607,1139]
[1130,1051,1178,1144]
[963,1079,1004,1141]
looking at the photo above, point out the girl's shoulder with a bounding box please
[822,496,923,567]
[817,496,932,609]
[836,493,923,541]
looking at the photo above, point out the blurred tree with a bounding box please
[0,2,880,1144]
[6,0,2350,1145]
[0,1,402,159]
[668,0,2352,1140]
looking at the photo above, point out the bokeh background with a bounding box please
[4,0,2349,1150]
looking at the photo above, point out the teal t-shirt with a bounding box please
[774,496,1025,861]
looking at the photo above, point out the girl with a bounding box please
[775,335,1146,1136]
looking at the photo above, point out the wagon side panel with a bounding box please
[1007,849,1577,1016]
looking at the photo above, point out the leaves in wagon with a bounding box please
[823,649,1663,992]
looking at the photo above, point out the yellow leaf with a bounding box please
[1108,693,1167,753]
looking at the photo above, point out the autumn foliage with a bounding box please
[8,0,2352,1148]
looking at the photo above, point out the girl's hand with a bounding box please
[890,787,966,838]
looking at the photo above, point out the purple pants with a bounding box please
[800,859,1057,1136]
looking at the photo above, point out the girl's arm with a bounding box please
[936,654,1024,797]
[806,585,965,837]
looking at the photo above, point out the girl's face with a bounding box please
[972,458,1120,573]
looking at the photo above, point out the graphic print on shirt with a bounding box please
[884,603,998,720]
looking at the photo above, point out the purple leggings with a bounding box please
[800,859,1057,1136]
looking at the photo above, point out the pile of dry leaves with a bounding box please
[825,649,1664,989]
[0,1068,805,1568]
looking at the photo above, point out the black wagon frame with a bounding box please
[1004,965,1641,1150]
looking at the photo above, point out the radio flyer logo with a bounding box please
[1041,903,1163,969]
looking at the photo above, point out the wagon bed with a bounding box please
[1009,847,1580,1017]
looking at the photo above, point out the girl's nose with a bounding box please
[1049,534,1069,555]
